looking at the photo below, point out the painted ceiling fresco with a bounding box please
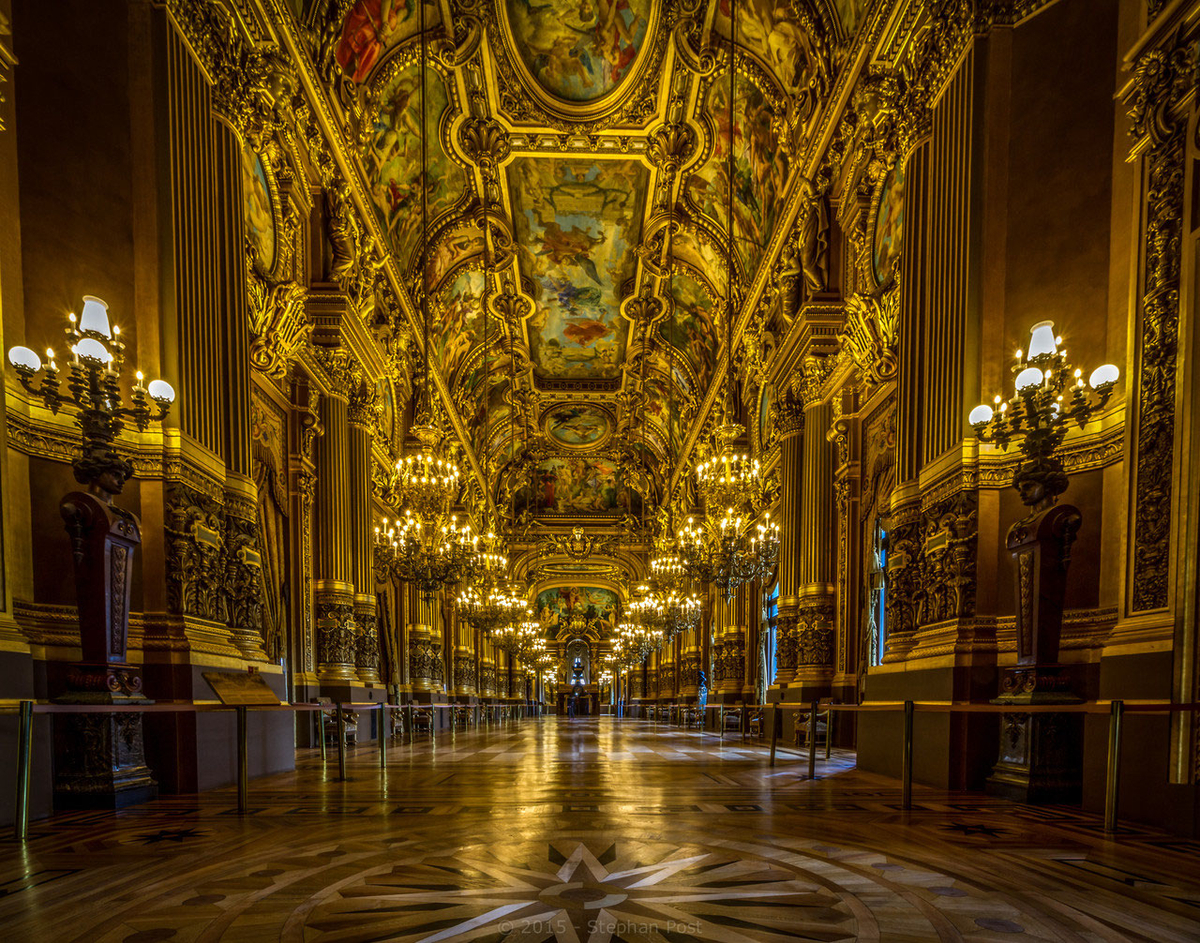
[434,269,486,385]
[509,157,648,380]
[336,0,439,84]
[366,63,465,269]
[324,0,857,541]
[662,275,718,396]
[687,75,790,277]
[503,0,654,102]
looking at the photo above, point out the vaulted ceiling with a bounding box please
[321,0,867,537]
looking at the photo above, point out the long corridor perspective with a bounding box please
[3,717,1199,943]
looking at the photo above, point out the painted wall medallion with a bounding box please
[543,404,613,449]
[873,162,905,285]
[241,147,276,276]
[503,0,653,103]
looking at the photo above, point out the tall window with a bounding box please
[766,583,780,684]
[868,523,888,666]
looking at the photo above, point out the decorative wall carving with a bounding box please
[916,491,978,627]
[1125,33,1196,612]
[839,291,898,385]
[165,484,226,622]
[796,601,835,666]
[316,598,356,671]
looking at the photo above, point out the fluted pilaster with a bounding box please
[349,392,378,684]
[773,398,804,687]
[315,392,357,683]
[797,396,836,688]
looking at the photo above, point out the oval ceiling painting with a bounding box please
[504,0,653,103]
[544,403,612,449]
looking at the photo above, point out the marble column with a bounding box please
[314,391,357,685]
[772,395,805,689]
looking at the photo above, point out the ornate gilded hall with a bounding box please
[1,0,1199,940]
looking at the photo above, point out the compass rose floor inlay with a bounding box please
[3,717,1200,942]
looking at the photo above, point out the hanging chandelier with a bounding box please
[459,577,526,635]
[677,4,779,601]
[375,507,476,600]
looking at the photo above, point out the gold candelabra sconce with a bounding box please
[970,320,1118,512]
[8,296,175,499]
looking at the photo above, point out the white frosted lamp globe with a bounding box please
[79,296,113,338]
[74,338,112,365]
[8,346,42,372]
[1027,320,1058,359]
[147,379,176,404]
[1088,364,1119,390]
[1015,366,1044,392]
[969,404,994,426]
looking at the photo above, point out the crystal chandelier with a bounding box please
[375,508,476,600]
[678,502,779,601]
[459,577,526,636]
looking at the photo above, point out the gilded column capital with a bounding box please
[774,395,805,438]
[798,355,835,405]
[311,346,361,400]
[347,380,379,431]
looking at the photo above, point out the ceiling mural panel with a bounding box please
[508,157,649,379]
[531,456,628,515]
[543,403,613,450]
[435,268,486,384]
[661,274,718,397]
[366,62,466,270]
[687,74,789,277]
[336,0,439,84]
[713,0,820,93]
[535,586,618,635]
[502,0,654,103]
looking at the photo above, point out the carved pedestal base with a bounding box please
[53,665,157,809]
[986,667,1082,804]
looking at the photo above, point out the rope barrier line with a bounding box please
[9,697,1189,840]
[8,699,536,839]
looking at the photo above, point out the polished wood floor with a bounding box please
[3,716,1200,942]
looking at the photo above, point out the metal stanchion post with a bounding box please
[826,708,833,760]
[901,700,914,811]
[318,709,327,763]
[336,705,347,782]
[808,699,818,780]
[1104,699,1124,834]
[719,706,725,739]
[14,699,33,841]
[379,703,388,770]
[769,705,779,767]
[236,705,248,814]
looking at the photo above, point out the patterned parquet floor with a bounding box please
[3,717,1200,942]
